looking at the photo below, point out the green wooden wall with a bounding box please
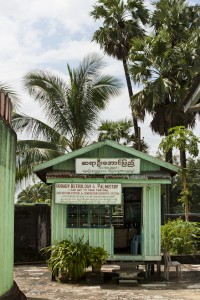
[34,139,178,263]
[143,185,161,260]
[53,145,160,172]
[0,120,16,296]
[51,183,162,261]
[51,191,114,256]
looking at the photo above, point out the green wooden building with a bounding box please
[34,140,178,263]
[0,92,26,299]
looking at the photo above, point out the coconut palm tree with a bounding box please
[17,182,51,204]
[98,119,149,152]
[13,53,121,182]
[90,0,149,149]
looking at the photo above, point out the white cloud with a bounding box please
[0,0,199,158]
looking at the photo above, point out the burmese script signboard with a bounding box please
[55,183,122,204]
[76,158,140,174]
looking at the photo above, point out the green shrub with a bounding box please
[88,246,108,271]
[41,237,90,280]
[161,218,200,254]
[41,238,109,281]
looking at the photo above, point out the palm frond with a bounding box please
[16,53,122,181]
[12,112,69,148]
[23,70,71,133]
[16,139,64,183]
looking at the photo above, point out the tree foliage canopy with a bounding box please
[159,126,199,157]
[161,218,200,254]
[172,158,200,213]
[98,119,149,152]
[90,0,149,60]
[159,126,199,220]
[130,0,200,136]
[17,182,51,204]
[90,0,149,146]
[12,53,121,182]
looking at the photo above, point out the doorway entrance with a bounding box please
[124,187,142,231]
[114,187,142,254]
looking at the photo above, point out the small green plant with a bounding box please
[41,237,90,281]
[41,238,110,280]
[88,246,108,273]
[161,218,200,254]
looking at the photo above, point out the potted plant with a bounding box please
[41,237,90,281]
[89,246,108,273]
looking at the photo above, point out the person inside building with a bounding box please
[128,223,138,253]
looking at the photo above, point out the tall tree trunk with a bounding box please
[122,58,139,149]
[165,149,173,215]
[180,149,189,221]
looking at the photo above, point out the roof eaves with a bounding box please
[105,140,179,173]
[33,139,179,174]
[33,141,106,172]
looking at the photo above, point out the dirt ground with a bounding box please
[14,263,200,300]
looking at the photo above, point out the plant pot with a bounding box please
[59,272,69,283]
[92,265,102,273]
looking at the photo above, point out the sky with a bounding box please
[1,0,200,156]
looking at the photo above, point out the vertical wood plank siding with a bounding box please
[55,146,160,172]
[51,184,113,257]
[0,110,16,295]
[143,185,161,259]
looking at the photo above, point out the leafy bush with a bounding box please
[41,238,109,281]
[88,246,108,272]
[41,238,90,280]
[161,218,200,254]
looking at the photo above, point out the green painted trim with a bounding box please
[104,140,178,172]
[47,178,171,184]
[34,141,106,171]
[112,255,161,261]
[34,140,179,173]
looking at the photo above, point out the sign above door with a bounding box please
[55,183,122,205]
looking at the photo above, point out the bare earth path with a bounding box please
[14,263,200,300]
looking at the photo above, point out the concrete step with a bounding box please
[118,271,138,277]
[119,279,138,286]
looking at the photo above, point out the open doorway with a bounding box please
[114,187,142,255]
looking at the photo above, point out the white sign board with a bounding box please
[76,158,140,174]
[55,183,121,205]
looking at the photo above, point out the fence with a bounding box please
[14,204,51,262]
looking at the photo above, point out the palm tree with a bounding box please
[13,53,121,182]
[130,0,200,149]
[90,0,149,149]
[98,119,133,143]
[17,182,51,204]
[98,119,149,152]
[129,0,200,213]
